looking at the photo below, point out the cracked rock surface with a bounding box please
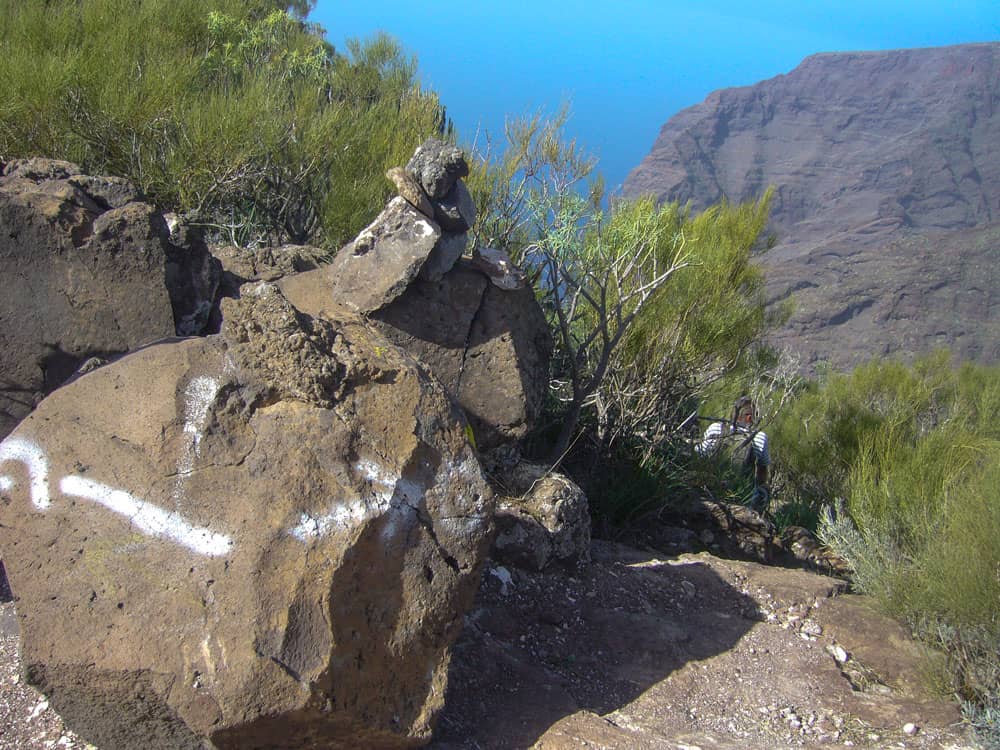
[0,284,493,748]
[0,159,220,441]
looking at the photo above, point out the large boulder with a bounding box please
[0,282,494,749]
[278,140,548,451]
[0,160,221,439]
[280,258,552,452]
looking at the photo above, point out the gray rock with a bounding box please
[327,196,441,313]
[687,500,781,563]
[0,283,493,749]
[67,173,142,210]
[432,179,476,233]
[386,166,434,218]
[419,232,468,282]
[491,462,591,571]
[2,157,81,180]
[470,247,528,289]
[458,276,551,448]
[406,138,470,200]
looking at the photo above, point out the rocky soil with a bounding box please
[0,540,978,749]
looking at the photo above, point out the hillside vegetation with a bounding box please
[2,2,997,745]
[774,354,1000,741]
[0,0,446,248]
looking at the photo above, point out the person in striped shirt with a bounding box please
[696,396,771,511]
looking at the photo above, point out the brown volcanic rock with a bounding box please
[624,43,1000,370]
[0,161,220,439]
[279,259,552,452]
[0,283,493,749]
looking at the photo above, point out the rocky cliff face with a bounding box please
[624,43,1000,370]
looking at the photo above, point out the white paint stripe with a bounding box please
[183,377,218,440]
[60,475,232,557]
[0,437,52,509]
[173,376,221,507]
[356,459,394,487]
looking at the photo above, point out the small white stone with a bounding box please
[903,722,919,735]
[28,699,49,720]
[801,619,823,636]
[827,644,849,663]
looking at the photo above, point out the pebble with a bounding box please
[29,699,49,720]
[801,619,823,636]
[827,644,849,663]
[903,722,919,735]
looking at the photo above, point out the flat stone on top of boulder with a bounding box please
[328,196,441,313]
[0,282,494,749]
[386,165,434,219]
[405,138,469,200]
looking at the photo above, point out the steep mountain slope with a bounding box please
[624,43,1000,370]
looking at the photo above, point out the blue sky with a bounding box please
[310,2,999,193]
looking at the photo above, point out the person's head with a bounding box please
[732,396,755,426]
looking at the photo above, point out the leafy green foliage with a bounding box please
[780,353,1000,741]
[466,113,779,529]
[0,0,445,248]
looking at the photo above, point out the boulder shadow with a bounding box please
[429,543,762,749]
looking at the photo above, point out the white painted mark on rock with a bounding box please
[173,376,221,506]
[61,475,232,557]
[0,436,232,557]
[0,437,52,509]
[289,459,427,543]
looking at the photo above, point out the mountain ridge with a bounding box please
[624,42,1000,370]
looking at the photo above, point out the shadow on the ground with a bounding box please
[429,542,762,749]
[0,561,11,603]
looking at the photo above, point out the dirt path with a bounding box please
[432,541,975,749]
[1,543,978,749]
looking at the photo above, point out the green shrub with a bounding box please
[798,354,1000,743]
[0,0,446,248]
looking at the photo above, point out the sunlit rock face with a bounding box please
[0,158,220,440]
[625,43,1000,370]
[0,283,493,749]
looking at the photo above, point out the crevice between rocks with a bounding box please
[454,280,491,401]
